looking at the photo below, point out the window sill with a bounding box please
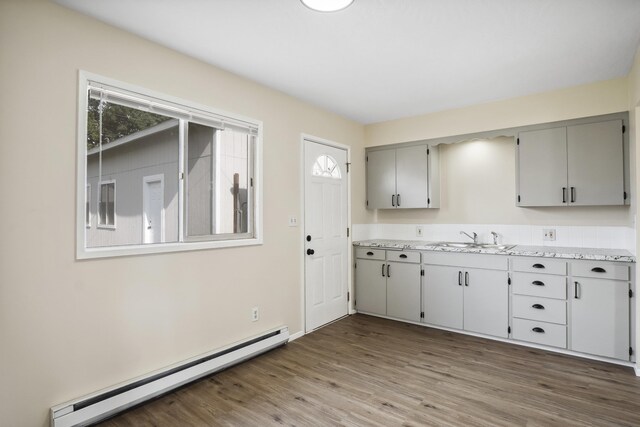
[77,236,263,259]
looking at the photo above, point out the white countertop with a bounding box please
[353,239,636,263]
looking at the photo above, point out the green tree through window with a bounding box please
[87,97,170,150]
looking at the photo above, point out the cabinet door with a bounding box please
[386,262,421,322]
[567,120,624,206]
[570,278,629,360]
[355,259,387,315]
[463,268,508,338]
[517,127,567,206]
[424,265,463,329]
[395,145,428,208]
[366,149,396,209]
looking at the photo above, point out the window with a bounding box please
[312,154,341,179]
[85,184,91,227]
[77,72,262,258]
[98,181,115,228]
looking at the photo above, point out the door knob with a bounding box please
[306,235,312,242]
[307,249,315,255]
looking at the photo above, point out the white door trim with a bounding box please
[142,174,165,244]
[300,133,352,334]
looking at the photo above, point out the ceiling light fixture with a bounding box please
[300,0,354,13]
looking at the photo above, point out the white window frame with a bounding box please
[76,71,263,259]
[97,180,116,230]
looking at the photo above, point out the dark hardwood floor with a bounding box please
[98,314,640,426]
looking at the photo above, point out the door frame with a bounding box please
[300,134,353,334]
[142,174,165,244]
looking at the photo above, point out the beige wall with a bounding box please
[0,2,368,426]
[365,78,633,226]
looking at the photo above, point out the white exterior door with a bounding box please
[143,175,164,244]
[304,139,349,331]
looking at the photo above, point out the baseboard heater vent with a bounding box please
[51,326,289,427]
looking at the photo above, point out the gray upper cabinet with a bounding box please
[366,150,396,209]
[567,120,624,206]
[517,118,626,207]
[366,144,439,209]
[517,127,568,207]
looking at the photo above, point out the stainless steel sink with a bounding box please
[437,242,477,248]
[436,242,515,250]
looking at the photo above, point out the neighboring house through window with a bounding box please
[98,181,115,228]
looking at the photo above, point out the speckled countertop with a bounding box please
[353,239,636,263]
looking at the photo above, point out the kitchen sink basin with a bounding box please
[436,242,515,250]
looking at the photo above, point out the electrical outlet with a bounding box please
[543,229,556,241]
[416,226,423,237]
[288,216,298,227]
[251,307,259,322]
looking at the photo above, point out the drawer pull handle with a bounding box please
[532,263,545,269]
[531,281,545,286]
[399,254,408,259]
[532,304,545,310]
[391,194,396,207]
[591,267,606,273]
[458,271,462,286]
[366,251,374,256]
[574,281,580,299]
[532,327,545,333]
[387,264,391,278]
[464,271,469,287]
[382,264,385,277]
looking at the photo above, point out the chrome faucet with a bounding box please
[491,231,499,245]
[460,231,478,244]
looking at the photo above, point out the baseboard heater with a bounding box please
[51,326,289,427]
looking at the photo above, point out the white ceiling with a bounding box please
[56,0,640,124]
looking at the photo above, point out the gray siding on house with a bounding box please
[86,125,180,248]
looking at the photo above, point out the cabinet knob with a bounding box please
[306,235,312,242]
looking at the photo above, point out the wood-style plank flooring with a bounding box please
[98,314,640,426]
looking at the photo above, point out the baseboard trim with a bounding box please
[289,331,305,342]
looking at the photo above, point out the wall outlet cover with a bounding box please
[416,226,424,237]
[251,307,259,322]
[543,229,556,241]
[288,216,298,227]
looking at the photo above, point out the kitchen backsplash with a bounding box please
[352,223,636,254]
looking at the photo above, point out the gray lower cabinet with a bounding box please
[356,246,634,363]
[355,249,421,321]
[516,116,627,207]
[354,258,387,316]
[570,262,630,360]
[423,256,508,338]
[424,265,464,329]
[386,262,421,322]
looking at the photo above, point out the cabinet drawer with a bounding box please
[512,273,566,299]
[386,250,420,263]
[355,248,385,260]
[512,318,567,349]
[571,261,629,281]
[512,295,566,325]
[512,258,566,275]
